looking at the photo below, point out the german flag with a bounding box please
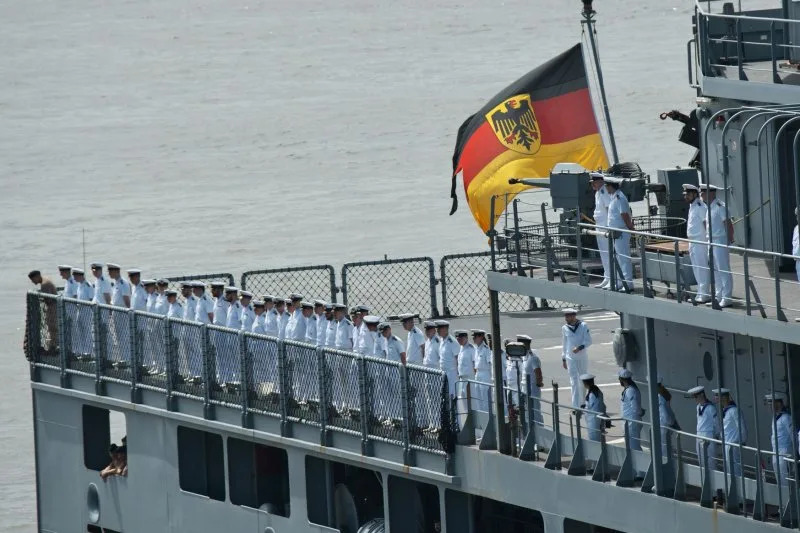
[450,44,609,233]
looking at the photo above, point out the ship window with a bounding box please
[448,490,544,533]
[82,405,127,472]
[177,426,225,502]
[306,457,383,529]
[389,475,440,533]
[227,437,290,517]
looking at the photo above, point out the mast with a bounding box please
[581,0,619,165]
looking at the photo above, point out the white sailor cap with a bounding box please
[618,368,633,379]
[240,291,253,299]
[300,301,313,309]
[363,315,381,325]
[765,391,786,402]
[165,289,178,296]
[180,281,193,288]
[681,183,699,192]
[107,263,121,270]
[210,281,226,288]
[126,268,141,275]
[686,385,705,396]
[603,176,621,185]
[72,268,85,275]
[157,278,169,286]
[435,320,450,328]
[333,303,347,311]
[57,264,72,271]
[398,312,418,321]
[273,297,285,304]
[224,286,238,293]
[191,281,205,288]
[423,320,437,329]
[471,329,486,336]
[313,299,326,307]
[262,294,276,301]
[378,322,391,331]
[562,308,578,315]
[589,171,605,181]
[711,388,731,395]
[142,278,156,285]
[454,329,468,337]
[324,303,334,311]
[289,293,304,301]
[580,373,596,381]
[351,305,370,314]
[698,183,719,191]
[284,298,293,304]
[516,334,532,342]
[253,300,266,308]
[90,261,104,269]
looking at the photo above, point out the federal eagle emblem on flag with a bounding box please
[485,95,541,155]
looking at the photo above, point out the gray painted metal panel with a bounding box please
[702,76,800,105]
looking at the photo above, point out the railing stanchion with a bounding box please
[129,310,141,404]
[608,232,616,291]
[545,382,562,470]
[239,331,252,429]
[358,355,373,456]
[639,237,651,297]
[316,347,330,446]
[93,305,105,395]
[541,204,555,281]
[736,18,745,81]
[513,199,524,276]
[743,249,751,315]
[202,325,215,420]
[164,318,176,411]
[400,364,414,466]
[576,221,586,286]
[278,340,291,437]
[774,255,786,321]
[57,297,68,389]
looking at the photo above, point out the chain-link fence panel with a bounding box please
[245,333,282,416]
[137,312,168,391]
[241,265,337,304]
[364,357,404,445]
[285,340,322,425]
[99,305,133,382]
[25,291,60,366]
[171,319,206,399]
[62,298,96,375]
[166,273,235,296]
[342,257,438,318]
[322,348,363,435]
[406,364,447,452]
[208,325,242,406]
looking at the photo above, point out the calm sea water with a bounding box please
[0,0,695,529]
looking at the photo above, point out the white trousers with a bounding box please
[597,233,610,282]
[613,234,633,283]
[725,443,743,477]
[567,358,588,408]
[711,244,733,299]
[626,419,642,451]
[688,241,710,298]
[773,452,790,488]
[796,260,800,283]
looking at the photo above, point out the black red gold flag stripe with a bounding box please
[450,44,609,233]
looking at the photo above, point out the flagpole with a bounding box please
[581,0,619,165]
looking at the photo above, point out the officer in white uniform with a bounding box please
[379,322,406,364]
[225,288,243,329]
[144,279,158,312]
[377,322,406,423]
[128,269,147,311]
[358,315,381,355]
[400,313,425,366]
[251,300,267,333]
[655,375,678,458]
[472,330,492,411]
[765,392,792,487]
[73,268,94,356]
[108,264,130,307]
[324,304,337,347]
[518,334,543,425]
[590,172,612,288]
[193,283,214,324]
[305,302,318,344]
[278,298,292,339]
[209,282,225,306]
[293,301,312,340]
[683,184,711,303]
[423,321,440,369]
[455,330,475,406]
[265,297,281,336]
[714,388,747,477]
[285,294,304,339]
[581,374,606,442]
[166,290,183,318]
[58,265,78,298]
[687,386,719,476]
[107,263,131,362]
[436,320,459,398]
[605,177,635,290]
[350,307,364,351]
[618,368,643,450]
[700,184,734,307]
[334,304,354,350]
[90,262,112,304]
[154,279,169,315]
[181,282,197,321]
[239,291,255,330]
[213,284,232,326]
[311,300,327,346]
[561,308,592,408]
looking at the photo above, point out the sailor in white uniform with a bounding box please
[334,304,354,350]
[581,374,606,442]
[153,279,169,316]
[212,284,230,326]
[605,177,635,290]
[72,268,94,356]
[357,315,381,355]
[310,300,326,346]
[225,288,243,329]
[181,282,197,321]
[166,290,182,318]
[350,306,364,352]
[58,265,78,298]
[455,330,475,411]
[331,304,353,409]
[265,297,281,337]
[618,368,643,450]
[714,388,747,478]
[239,291,255,331]
[400,313,425,366]
[305,301,318,344]
[700,184,734,307]
[561,308,592,408]
[436,320,459,398]
[378,322,406,422]
[655,375,678,458]
[765,392,792,488]
[285,294,304,339]
[472,330,492,411]
[128,269,147,311]
[590,172,612,288]
[106,263,131,362]
[251,300,267,334]
[90,262,112,304]
[687,386,719,478]
[518,334,543,425]
[193,283,214,324]
[324,304,337,347]
[144,279,158,312]
[278,299,292,340]
[423,321,440,370]
[292,301,312,340]
[683,184,711,303]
